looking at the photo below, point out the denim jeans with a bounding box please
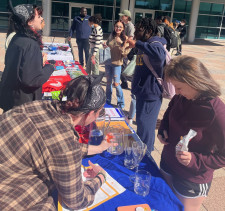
[105,63,125,108]
[128,94,136,119]
[76,39,90,66]
[136,97,162,154]
[86,48,99,75]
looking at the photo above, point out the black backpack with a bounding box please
[164,26,178,48]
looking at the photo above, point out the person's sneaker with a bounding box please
[128,119,133,125]
[121,82,128,89]
[175,52,181,56]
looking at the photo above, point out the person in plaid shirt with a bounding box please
[0,75,114,210]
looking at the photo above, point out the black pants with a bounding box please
[121,57,129,84]
[76,38,90,66]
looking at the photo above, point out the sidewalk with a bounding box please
[0,33,225,210]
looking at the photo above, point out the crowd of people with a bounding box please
[0,3,224,211]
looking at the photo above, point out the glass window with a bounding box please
[115,8,120,21]
[174,0,191,13]
[211,4,224,15]
[219,29,225,39]
[197,15,209,27]
[154,11,171,20]
[101,20,113,33]
[195,27,219,39]
[222,16,225,27]
[199,2,211,14]
[159,0,172,11]
[209,16,222,27]
[0,0,8,12]
[0,13,9,28]
[172,13,189,25]
[135,0,172,10]
[53,0,114,6]
[198,15,222,27]
[135,12,144,24]
[94,6,113,20]
[51,17,69,31]
[207,28,219,39]
[195,27,208,38]
[52,2,69,17]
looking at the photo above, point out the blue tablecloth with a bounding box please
[80,152,184,211]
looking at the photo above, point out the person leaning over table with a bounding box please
[86,14,103,75]
[0,2,54,112]
[0,75,117,211]
[158,56,225,211]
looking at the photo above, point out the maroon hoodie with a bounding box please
[159,95,225,183]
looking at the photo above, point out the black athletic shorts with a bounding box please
[161,168,211,198]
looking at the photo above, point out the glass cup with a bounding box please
[134,170,151,197]
[106,125,124,155]
[89,112,111,146]
[124,146,136,169]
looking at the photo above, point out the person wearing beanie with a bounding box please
[0,2,54,112]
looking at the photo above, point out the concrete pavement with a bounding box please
[0,32,225,210]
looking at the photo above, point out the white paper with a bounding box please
[105,108,125,121]
[51,69,67,76]
[60,165,126,211]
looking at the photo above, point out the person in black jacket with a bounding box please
[162,16,174,52]
[0,3,54,112]
[175,19,187,56]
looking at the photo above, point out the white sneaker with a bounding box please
[128,119,133,125]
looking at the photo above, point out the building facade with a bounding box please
[0,0,225,41]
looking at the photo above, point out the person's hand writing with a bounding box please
[83,160,106,179]
[42,53,48,66]
[91,55,96,64]
[176,151,192,166]
[157,130,169,145]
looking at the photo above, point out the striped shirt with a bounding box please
[0,100,102,211]
[89,25,103,56]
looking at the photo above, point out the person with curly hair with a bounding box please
[0,2,54,112]
[86,14,103,75]
[127,17,167,153]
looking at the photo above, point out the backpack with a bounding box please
[164,26,178,48]
[143,41,175,99]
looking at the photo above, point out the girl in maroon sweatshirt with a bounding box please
[158,56,225,211]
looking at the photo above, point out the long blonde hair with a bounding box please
[164,56,221,98]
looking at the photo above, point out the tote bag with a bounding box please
[99,47,111,65]
[122,55,136,77]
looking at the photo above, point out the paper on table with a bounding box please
[51,69,67,76]
[58,165,126,211]
[105,108,125,121]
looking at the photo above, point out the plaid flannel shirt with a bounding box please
[0,100,102,211]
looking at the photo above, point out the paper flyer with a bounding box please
[58,166,126,211]
[105,108,125,121]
